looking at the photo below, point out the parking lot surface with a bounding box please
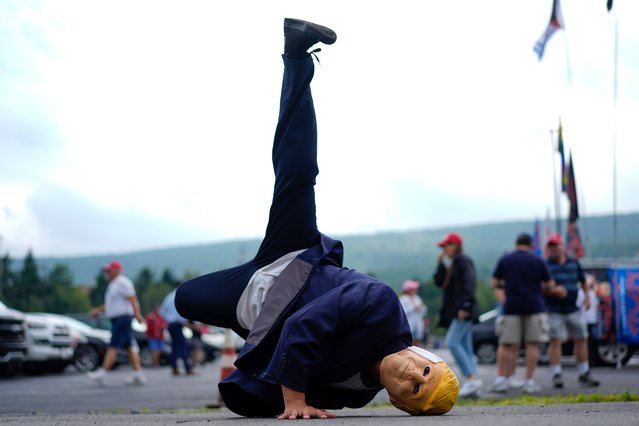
[1,349,638,425]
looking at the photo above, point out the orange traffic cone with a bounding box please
[217,328,237,407]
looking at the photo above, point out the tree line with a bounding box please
[0,251,195,316]
[1,251,496,334]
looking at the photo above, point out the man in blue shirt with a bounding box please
[175,18,459,419]
[545,234,599,388]
[489,233,562,394]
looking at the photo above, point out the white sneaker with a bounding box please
[487,379,508,393]
[87,369,106,386]
[508,377,525,389]
[522,380,541,394]
[459,379,483,398]
[124,373,147,386]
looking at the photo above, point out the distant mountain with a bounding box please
[30,212,639,289]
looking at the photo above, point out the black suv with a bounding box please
[0,301,30,375]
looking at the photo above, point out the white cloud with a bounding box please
[1,0,638,257]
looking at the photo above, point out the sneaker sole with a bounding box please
[284,18,337,45]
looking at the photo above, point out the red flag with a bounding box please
[566,222,585,258]
[533,0,565,60]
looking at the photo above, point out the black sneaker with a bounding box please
[578,371,600,387]
[552,373,564,389]
[284,18,337,59]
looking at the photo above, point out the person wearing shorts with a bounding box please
[545,234,600,388]
[88,261,147,386]
[489,233,562,394]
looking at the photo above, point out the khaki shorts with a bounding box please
[495,313,550,345]
[549,311,588,340]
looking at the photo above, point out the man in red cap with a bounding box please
[88,260,146,386]
[433,232,482,398]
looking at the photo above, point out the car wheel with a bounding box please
[74,345,100,372]
[594,342,633,367]
[138,346,153,368]
[475,341,498,364]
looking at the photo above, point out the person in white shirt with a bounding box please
[160,287,195,375]
[577,274,600,367]
[399,280,427,346]
[88,260,146,385]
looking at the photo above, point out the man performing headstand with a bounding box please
[175,18,459,419]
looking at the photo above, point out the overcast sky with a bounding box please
[1,0,638,258]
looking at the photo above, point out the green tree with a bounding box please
[140,282,173,315]
[161,268,178,287]
[48,264,91,314]
[90,270,109,307]
[1,254,18,306]
[17,250,45,312]
[134,267,154,296]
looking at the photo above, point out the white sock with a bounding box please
[525,379,536,385]
[96,367,106,376]
[550,364,562,375]
[578,362,590,375]
[494,376,507,384]
[134,369,145,377]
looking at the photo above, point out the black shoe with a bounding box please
[552,373,564,389]
[284,18,337,59]
[578,371,600,387]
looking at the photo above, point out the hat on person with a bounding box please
[402,280,420,292]
[102,260,123,272]
[515,233,533,246]
[546,233,563,246]
[437,232,463,247]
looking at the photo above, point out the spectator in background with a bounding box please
[399,280,427,346]
[145,304,167,367]
[488,233,564,394]
[577,274,600,368]
[189,321,206,366]
[545,234,600,388]
[88,260,147,385]
[160,285,195,376]
[433,233,482,398]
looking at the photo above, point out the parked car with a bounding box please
[471,308,632,367]
[67,312,144,367]
[23,313,79,374]
[471,309,501,365]
[0,300,29,376]
[28,313,112,372]
[67,313,240,367]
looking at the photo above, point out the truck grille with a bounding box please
[0,319,27,341]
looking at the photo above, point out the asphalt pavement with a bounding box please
[1,349,638,425]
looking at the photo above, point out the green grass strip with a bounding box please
[456,392,639,406]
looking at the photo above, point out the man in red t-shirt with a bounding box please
[145,304,167,367]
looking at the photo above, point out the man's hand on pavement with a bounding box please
[279,385,335,420]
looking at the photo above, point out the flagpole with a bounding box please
[550,129,561,235]
[612,12,619,267]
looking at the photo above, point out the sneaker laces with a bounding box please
[309,48,322,64]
